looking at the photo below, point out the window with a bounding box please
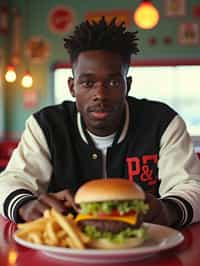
[54,68,74,103]
[54,66,200,136]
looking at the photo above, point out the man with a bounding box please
[0,17,200,227]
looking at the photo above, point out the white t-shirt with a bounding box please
[87,131,116,178]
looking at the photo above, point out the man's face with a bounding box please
[68,50,131,136]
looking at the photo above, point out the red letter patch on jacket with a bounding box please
[126,154,158,187]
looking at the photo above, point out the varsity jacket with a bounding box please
[1,97,200,225]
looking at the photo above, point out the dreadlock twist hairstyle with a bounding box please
[64,16,139,65]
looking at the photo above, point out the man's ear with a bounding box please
[126,76,132,95]
[68,77,75,97]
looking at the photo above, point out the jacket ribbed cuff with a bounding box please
[161,196,193,227]
[3,189,37,223]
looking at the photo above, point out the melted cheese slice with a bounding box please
[75,213,137,225]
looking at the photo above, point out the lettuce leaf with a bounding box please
[84,225,148,243]
[80,200,149,215]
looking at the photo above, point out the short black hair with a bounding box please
[64,17,139,65]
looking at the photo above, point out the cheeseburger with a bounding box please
[75,178,149,249]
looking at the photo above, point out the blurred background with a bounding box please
[0,0,200,167]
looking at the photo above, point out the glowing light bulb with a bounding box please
[5,65,16,82]
[21,71,33,88]
[133,1,160,30]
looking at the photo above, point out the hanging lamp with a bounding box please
[5,65,16,83]
[21,0,33,88]
[21,70,33,88]
[5,8,22,84]
[133,0,160,30]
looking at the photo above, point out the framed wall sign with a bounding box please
[23,89,38,109]
[25,36,50,63]
[48,5,75,34]
[164,0,186,16]
[178,23,199,45]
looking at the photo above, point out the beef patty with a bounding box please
[78,215,143,233]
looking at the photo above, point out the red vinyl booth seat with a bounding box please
[0,140,18,170]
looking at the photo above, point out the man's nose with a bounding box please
[94,81,108,100]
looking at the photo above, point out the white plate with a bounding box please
[13,223,184,264]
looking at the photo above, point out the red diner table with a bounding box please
[0,215,199,266]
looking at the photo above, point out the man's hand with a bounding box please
[19,190,79,222]
[144,193,179,226]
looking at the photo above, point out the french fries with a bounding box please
[15,209,90,249]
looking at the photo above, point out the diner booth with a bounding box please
[0,0,200,265]
[0,140,18,171]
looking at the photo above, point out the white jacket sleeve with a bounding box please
[159,115,200,225]
[0,115,52,222]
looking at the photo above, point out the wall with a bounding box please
[0,21,7,139]
[1,0,200,138]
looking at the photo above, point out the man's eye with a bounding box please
[108,79,120,87]
[81,80,94,88]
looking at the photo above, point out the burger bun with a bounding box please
[88,236,145,249]
[75,178,145,204]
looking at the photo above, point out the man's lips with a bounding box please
[88,105,113,120]
[90,111,110,120]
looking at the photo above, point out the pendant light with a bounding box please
[21,0,33,88]
[133,0,160,30]
[5,8,22,84]
[21,70,33,88]
[5,65,16,83]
